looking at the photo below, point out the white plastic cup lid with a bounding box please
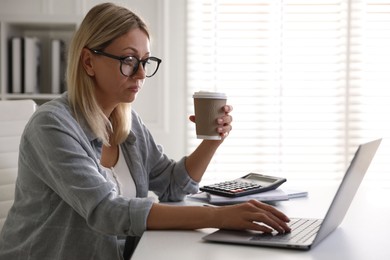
[193,91,227,99]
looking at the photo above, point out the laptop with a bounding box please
[203,139,382,250]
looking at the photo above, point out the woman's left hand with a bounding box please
[189,105,233,140]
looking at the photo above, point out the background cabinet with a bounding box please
[0,16,80,104]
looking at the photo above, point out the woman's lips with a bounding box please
[128,86,140,92]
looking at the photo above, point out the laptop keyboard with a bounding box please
[250,218,323,244]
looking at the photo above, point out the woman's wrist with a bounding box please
[201,139,223,149]
[203,205,223,229]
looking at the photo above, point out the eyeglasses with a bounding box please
[89,48,162,78]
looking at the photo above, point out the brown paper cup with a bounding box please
[193,91,227,140]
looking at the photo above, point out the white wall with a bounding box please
[0,0,187,160]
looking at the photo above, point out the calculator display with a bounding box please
[243,173,278,184]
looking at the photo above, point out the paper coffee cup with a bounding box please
[193,91,227,140]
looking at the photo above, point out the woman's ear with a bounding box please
[81,48,95,76]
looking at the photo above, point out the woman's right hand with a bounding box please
[211,200,291,234]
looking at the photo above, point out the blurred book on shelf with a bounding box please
[9,37,23,93]
[51,39,66,94]
[23,36,41,94]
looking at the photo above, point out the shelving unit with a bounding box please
[0,15,81,104]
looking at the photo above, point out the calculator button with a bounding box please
[202,181,264,196]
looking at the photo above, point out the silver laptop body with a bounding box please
[203,139,381,250]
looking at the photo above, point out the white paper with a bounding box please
[188,188,308,205]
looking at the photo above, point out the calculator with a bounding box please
[199,173,287,197]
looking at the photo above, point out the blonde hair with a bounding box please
[66,2,150,146]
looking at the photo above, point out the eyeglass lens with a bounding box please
[120,57,160,77]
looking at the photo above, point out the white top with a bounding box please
[101,147,136,198]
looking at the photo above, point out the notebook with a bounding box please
[203,139,382,250]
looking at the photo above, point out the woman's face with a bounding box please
[89,28,150,113]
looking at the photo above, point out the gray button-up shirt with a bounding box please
[0,93,199,260]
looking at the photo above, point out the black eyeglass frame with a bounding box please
[88,48,162,78]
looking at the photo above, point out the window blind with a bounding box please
[186,0,390,184]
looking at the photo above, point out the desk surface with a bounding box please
[132,182,390,260]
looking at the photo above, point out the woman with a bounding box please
[0,3,290,260]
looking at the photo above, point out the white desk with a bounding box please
[132,182,390,260]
